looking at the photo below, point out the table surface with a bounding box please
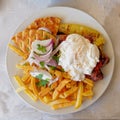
[0,0,120,120]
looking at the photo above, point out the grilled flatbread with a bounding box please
[26,17,61,36]
[12,29,56,56]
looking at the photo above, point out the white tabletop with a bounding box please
[0,0,120,119]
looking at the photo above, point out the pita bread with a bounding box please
[12,29,56,56]
[26,17,61,36]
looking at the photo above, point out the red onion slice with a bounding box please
[50,43,62,57]
[48,77,59,86]
[45,43,53,54]
[46,59,57,67]
[38,27,52,34]
[32,39,53,48]
[32,40,53,55]
[33,47,53,62]
[46,39,54,47]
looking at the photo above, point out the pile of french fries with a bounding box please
[10,57,94,110]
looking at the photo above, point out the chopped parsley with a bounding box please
[61,68,65,72]
[39,61,45,68]
[36,80,49,87]
[36,74,49,87]
[36,74,43,80]
[37,44,47,53]
[49,65,56,70]
[52,56,59,63]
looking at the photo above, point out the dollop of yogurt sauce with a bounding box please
[59,34,100,81]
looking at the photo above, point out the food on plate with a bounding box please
[26,17,61,36]
[12,29,56,57]
[58,23,105,47]
[9,16,109,110]
[58,34,100,81]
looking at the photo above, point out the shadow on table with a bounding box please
[103,3,120,119]
[104,2,120,90]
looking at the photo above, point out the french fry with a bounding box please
[8,44,27,59]
[51,101,75,110]
[14,75,37,101]
[25,89,37,101]
[31,77,39,98]
[14,75,25,86]
[64,86,78,98]
[75,82,83,109]
[49,98,71,106]
[54,70,62,79]
[43,95,52,103]
[52,79,70,100]
[21,74,31,84]
[82,90,93,97]
[59,94,66,99]
[50,82,58,90]
[73,92,77,100]
[66,81,77,88]
[66,83,71,89]
[62,72,71,79]
[23,77,31,84]
[16,64,33,73]
[39,87,50,97]
[83,78,94,87]
[16,86,25,93]
[22,74,30,81]
[48,69,55,75]
[52,89,59,100]
[85,84,93,91]
[57,79,70,91]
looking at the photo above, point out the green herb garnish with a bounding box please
[39,61,45,68]
[61,68,65,72]
[49,65,56,70]
[36,74,43,80]
[36,74,49,87]
[37,44,47,53]
[52,56,59,63]
[36,80,49,87]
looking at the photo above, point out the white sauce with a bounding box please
[30,69,52,80]
[30,69,58,86]
[59,34,99,81]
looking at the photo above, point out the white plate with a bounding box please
[6,7,114,115]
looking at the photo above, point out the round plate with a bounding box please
[6,7,114,115]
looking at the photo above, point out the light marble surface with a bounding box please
[0,0,120,119]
